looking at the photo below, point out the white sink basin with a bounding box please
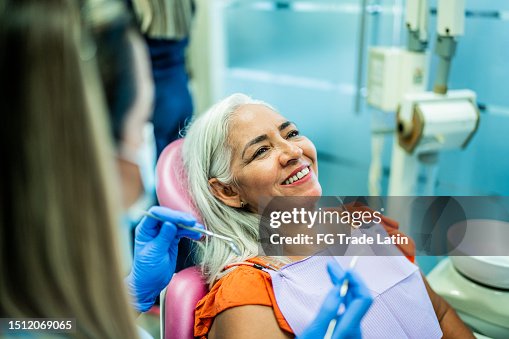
[451,256,509,289]
[448,219,509,289]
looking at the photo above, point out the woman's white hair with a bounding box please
[183,93,278,286]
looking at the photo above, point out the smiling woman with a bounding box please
[182,93,474,339]
[209,103,321,212]
[183,94,291,283]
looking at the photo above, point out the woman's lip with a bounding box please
[281,168,313,187]
[282,164,310,183]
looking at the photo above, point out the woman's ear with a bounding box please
[209,178,243,208]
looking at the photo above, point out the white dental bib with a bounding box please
[265,255,442,338]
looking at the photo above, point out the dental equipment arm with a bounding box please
[406,0,429,52]
[382,0,479,196]
[406,0,465,93]
[126,206,204,312]
[434,0,465,94]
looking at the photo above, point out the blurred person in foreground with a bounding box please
[0,0,139,336]
[80,0,203,312]
[0,0,200,335]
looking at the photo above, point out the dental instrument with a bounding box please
[325,255,360,339]
[339,256,359,310]
[142,211,242,256]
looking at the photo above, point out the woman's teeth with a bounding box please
[284,167,310,185]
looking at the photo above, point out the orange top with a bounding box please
[194,206,415,337]
[194,257,292,337]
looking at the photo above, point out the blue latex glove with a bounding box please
[126,206,204,312]
[299,261,373,339]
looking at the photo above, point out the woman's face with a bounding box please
[225,104,322,211]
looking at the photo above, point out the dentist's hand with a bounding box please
[126,206,204,312]
[299,261,373,339]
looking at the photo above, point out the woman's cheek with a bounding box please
[240,166,269,188]
[302,138,317,157]
[299,140,318,164]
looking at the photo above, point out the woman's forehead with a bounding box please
[228,104,289,154]
[231,104,286,129]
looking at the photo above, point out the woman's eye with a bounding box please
[253,146,269,159]
[287,130,300,138]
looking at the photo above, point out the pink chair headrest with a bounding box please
[158,139,208,339]
[164,266,208,339]
[156,138,201,223]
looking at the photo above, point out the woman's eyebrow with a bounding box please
[242,134,268,159]
[279,121,293,131]
[240,121,295,159]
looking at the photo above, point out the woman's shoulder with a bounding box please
[194,260,278,337]
[197,262,274,314]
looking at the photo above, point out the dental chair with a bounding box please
[156,138,208,339]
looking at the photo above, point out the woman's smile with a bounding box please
[281,165,312,186]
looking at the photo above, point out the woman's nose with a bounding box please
[279,141,303,166]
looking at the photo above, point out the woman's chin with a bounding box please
[300,176,322,196]
[305,186,322,198]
